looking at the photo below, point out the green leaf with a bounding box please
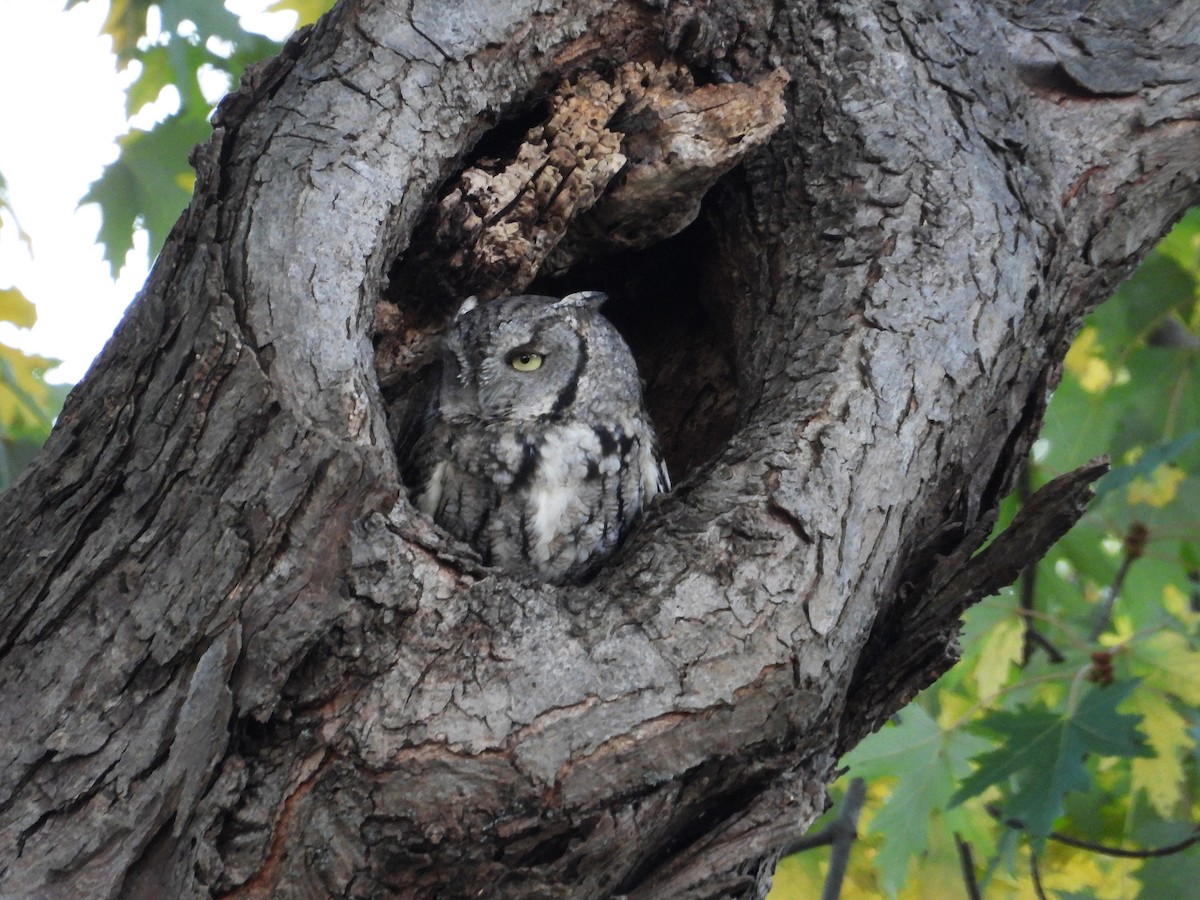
[165,35,215,112]
[266,0,337,27]
[1041,212,1200,490]
[126,44,177,117]
[1039,375,1117,476]
[1133,821,1200,899]
[1127,632,1200,707]
[950,682,1153,847]
[0,346,61,434]
[160,0,247,44]
[1112,353,1200,466]
[1109,253,1197,347]
[1152,206,1200,278]
[89,0,157,66]
[1181,541,1200,572]
[224,32,285,82]
[1052,523,1120,589]
[82,0,295,272]
[1096,430,1200,498]
[0,368,68,493]
[83,112,210,274]
[81,151,138,274]
[844,705,990,896]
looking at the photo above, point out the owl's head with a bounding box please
[439,292,641,422]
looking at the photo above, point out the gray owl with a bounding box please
[405,291,669,583]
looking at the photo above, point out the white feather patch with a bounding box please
[528,424,601,564]
[419,460,449,516]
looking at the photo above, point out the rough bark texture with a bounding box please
[1,1,1197,898]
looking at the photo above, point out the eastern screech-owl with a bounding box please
[405,292,669,583]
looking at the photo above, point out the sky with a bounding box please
[0,1,296,384]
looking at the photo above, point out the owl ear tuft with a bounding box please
[559,291,608,311]
[456,296,480,319]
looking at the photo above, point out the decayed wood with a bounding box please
[376,60,787,389]
[0,1,1197,898]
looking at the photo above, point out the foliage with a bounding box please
[770,209,1200,898]
[0,175,69,492]
[72,0,335,275]
[0,2,336,494]
[0,285,69,493]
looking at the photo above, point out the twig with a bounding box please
[821,778,866,900]
[1045,828,1200,860]
[1018,460,1036,666]
[1089,521,1148,641]
[1017,462,1065,665]
[954,833,983,900]
[1026,625,1065,664]
[987,804,1200,858]
[779,777,867,857]
[1029,847,1048,900]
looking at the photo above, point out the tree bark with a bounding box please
[2,0,1197,897]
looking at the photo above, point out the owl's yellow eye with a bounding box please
[508,350,543,372]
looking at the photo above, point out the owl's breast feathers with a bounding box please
[415,415,666,582]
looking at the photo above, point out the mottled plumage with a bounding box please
[405,292,669,582]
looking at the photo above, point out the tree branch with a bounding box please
[1017,462,1065,665]
[820,779,866,900]
[841,459,1109,751]
[777,778,866,860]
[955,834,983,900]
[1029,847,1048,900]
[1088,521,1149,640]
[989,805,1200,859]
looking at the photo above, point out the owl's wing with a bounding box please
[654,448,671,494]
[396,361,444,491]
[643,434,671,499]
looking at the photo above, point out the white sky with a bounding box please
[0,1,297,383]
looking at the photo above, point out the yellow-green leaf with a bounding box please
[1036,849,1140,900]
[96,0,156,65]
[971,615,1025,699]
[1126,463,1186,508]
[1163,583,1200,628]
[0,287,36,328]
[266,0,336,27]
[1064,325,1115,393]
[1127,688,1193,816]
[0,344,56,430]
[1130,631,1200,706]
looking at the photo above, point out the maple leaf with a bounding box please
[844,705,990,896]
[1128,688,1193,817]
[950,681,1152,847]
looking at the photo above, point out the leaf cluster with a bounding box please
[0,3,335,492]
[0,175,68,491]
[772,210,1200,899]
[73,0,334,275]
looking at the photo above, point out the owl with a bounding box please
[404,291,669,583]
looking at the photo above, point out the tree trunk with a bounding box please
[2,1,1197,897]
